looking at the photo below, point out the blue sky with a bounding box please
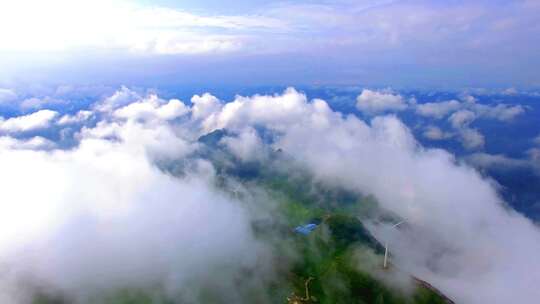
[0,0,538,88]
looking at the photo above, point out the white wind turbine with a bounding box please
[383,220,405,269]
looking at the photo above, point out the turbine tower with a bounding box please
[383,220,404,269]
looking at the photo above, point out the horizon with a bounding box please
[0,0,539,89]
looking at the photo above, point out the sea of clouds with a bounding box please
[0,87,538,303]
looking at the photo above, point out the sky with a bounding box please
[0,2,539,303]
[0,0,539,88]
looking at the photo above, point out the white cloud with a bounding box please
[356,89,407,114]
[458,128,485,150]
[157,99,190,120]
[57,110,93,126]
[419,100,525,150]
[448,110,476,128]
[529,146,540,157]
[0,1,285,55]
[0,136,56,150]
[20,96,68,110]
[0,87,537,303]
[422,126,453,140]
[527,148,540,167]
[78,119,193,162]
[132,33,244,55]
[195,88,540,303]
[460,94,478,103]
[466,153,528,170]
[0,144,265,303]
[201,88,331,133]
[0,88,17,103]
[96,86,142,112]
[0,110,58,133]
[0,0,536,61]
[416,100,461,119]
[220,127,265,162]
[502,87,518,95]
[113,95,189,121]
[131,6,284,30]
[441,101,523,150]
[191,93,222,120]
[0,100,272,303]
[19,98,45,109]
[472,103,525,122]
[412,94,524,126]
[466,151,540,176]
[354,91,524,155]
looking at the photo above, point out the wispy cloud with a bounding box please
[0,110,58,133]
[356,89,407,114]
[0,0,285,55]
[0,88,17,103]
[0,0,538,87]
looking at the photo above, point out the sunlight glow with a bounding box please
[0,0,248,54]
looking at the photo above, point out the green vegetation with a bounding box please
[285,215,447,304]
[254,158,451,304]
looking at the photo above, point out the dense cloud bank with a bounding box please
[0,87,538,303]
[0,94,274,303]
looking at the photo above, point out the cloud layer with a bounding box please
[0,110,58,133]
[190,88,540,303]
[0,92,275,303]
[356,89,407,114]
[355,89,525,150]
[0,87,538,303]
